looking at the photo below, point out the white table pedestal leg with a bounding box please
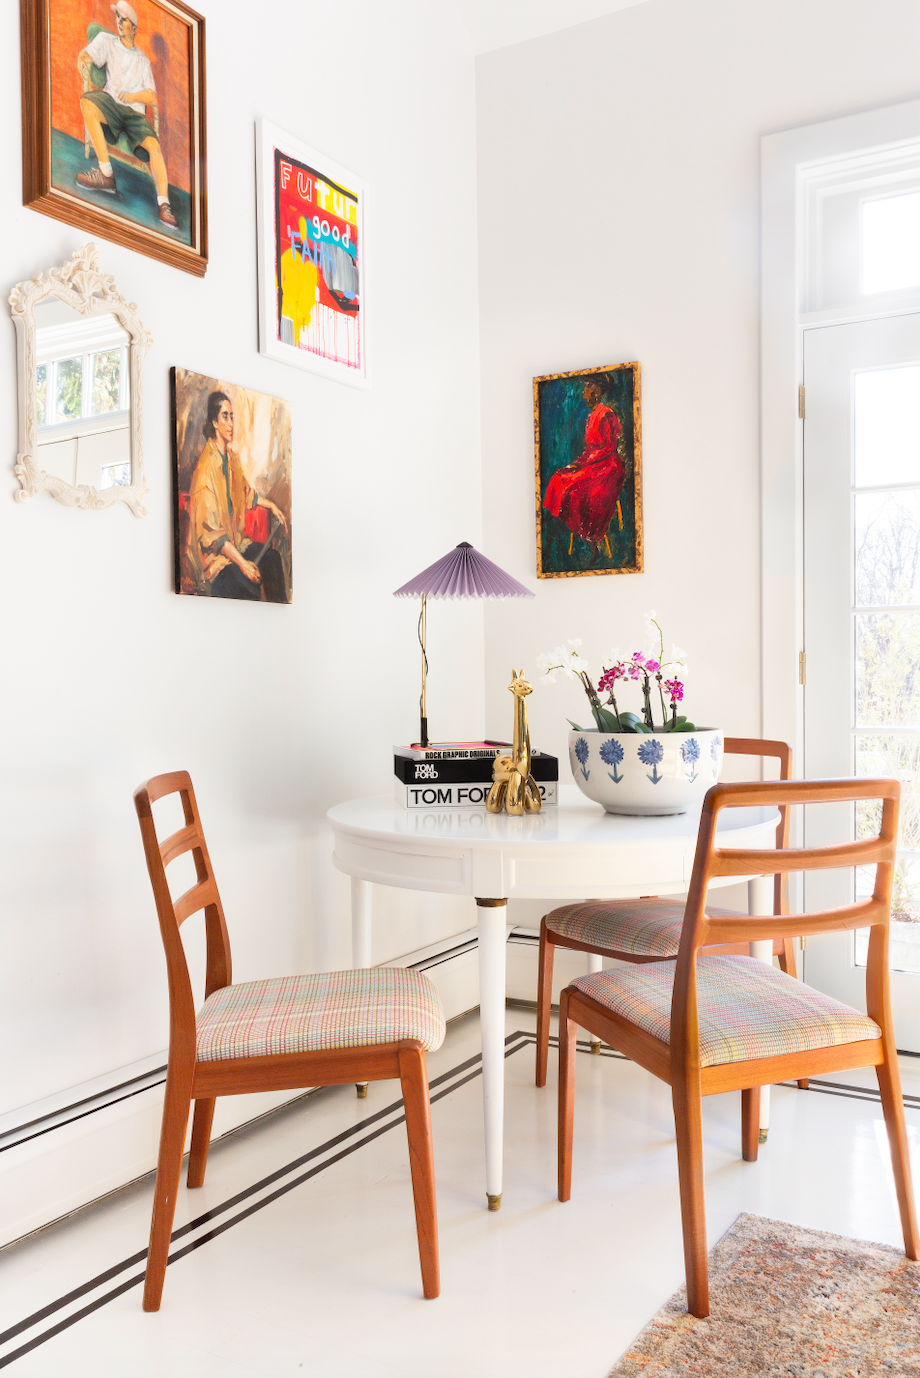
[587,952,603,1051]
[477,898,508,1211]
[352,878,373,1096]
[749,876,774,1140]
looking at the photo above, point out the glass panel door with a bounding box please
[803,313,920,1050]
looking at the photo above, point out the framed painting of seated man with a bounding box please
[534,361,643,579]
[21,0,207,276]
[172,368,293,605]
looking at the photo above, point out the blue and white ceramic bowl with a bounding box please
[568,728,723,815]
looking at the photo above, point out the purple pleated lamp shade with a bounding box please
[393,542,534,600]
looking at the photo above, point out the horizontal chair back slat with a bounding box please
[702,900,890,945]
[160,822,201,867]
[713,837,895,876]
[173,879,222,926]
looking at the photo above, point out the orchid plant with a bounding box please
[537,614,695,734]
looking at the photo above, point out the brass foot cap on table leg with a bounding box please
[590,1041,601,1054]
[758,1129,768,1144]
[356,1083,368,1098]
[487,1193,502,1212]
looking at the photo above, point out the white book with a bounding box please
[394,779,557,809]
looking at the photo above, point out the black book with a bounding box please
[394,751,558,784]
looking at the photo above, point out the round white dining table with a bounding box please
[327,788,780,1210]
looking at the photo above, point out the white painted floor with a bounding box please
[1,1006,918,1377]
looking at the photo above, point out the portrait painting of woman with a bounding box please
[172,368,292,603]
[534,362,642,578]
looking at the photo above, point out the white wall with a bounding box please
[0,0,485,1132]
[475,0,920,926]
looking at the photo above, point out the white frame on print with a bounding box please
[256,119,368,389]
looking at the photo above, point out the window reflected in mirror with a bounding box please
[34,297,131,490]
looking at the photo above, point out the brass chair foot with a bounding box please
[590,1040,601,1054]
[356,1083,368,1098]
[487,1193,502,1212]
[758,1128,768,1144]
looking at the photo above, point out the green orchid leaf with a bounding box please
[595,706,622,732]
[566,719,584,731]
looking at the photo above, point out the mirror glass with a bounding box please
[34,297,131,491]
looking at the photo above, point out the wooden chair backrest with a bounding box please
[722,737,792,913]
[134,772,232,1061]
[673,777,900,1068]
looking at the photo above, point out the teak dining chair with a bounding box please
[556,777,919,1319]
[536,738,797,1087]
[134,771,444,1311]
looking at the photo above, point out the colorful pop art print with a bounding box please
[256,119,367,388]
[534,362,643,579]
[171,367,293,604]
[21,0,207,276]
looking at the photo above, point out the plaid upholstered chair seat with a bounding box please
[546,899,739,960]
[196,968,446,1062]
[570,955,880,1068]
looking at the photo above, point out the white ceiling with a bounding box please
[453,0,651,55]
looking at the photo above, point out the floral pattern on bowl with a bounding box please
[568,729,723,815]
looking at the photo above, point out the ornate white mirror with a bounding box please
[10,244,151,515]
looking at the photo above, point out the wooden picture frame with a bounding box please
[534,361,643,579]
[21,0,208,277]
[256,119,368,388]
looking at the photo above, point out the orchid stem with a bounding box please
[642,674,654,729]
[656,673,667,729]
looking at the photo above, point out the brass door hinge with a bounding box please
[799,651,806,685]
[798,385,806,419]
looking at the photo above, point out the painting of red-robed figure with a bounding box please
[534,362,643,578]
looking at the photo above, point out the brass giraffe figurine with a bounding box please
[487,669,542,815]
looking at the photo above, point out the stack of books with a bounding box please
[393,741,559,809]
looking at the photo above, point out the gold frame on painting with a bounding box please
[534,361,643,579]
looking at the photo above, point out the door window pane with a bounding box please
[855,735,920,851]
[855,490,920,605]
[55,356,83,423]
[855,855,920,972]
[863,191,920,294]
[854,365,920,488]
[856,613,920,726]
[91,349,121,415]
[854,736,920,973]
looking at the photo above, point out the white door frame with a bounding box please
[761,99,920,777]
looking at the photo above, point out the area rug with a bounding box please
[608,1213,920,1376]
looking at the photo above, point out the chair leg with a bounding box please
[876,1050,920,1261]
[187,1097,216,1188]
[144,1065,194,1312]
[557,990,577,1202]
[672,1075,709,1318]
[536,919,556,1087]
[397,1043,440,1300]
[741,1087,760,1162]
